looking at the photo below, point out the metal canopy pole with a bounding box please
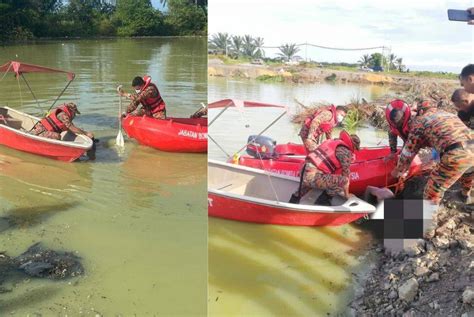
[21,74,43,113]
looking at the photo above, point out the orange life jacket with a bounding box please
[306,131,355,174]
[140,75,165,114]
[385,99,411,141]
[304,105,337,136]
[40,104,74,133]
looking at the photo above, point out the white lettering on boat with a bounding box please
[178,129,207,140]
[268,169,298,177]
[350,172,360,180]
[208,197,213,207]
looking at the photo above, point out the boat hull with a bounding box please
[123,116,207,153]
[0,108,91,162]
[237,145,426,196]
[208,191,367,226]
[208,160,375,226]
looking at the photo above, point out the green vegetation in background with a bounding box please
[256,74,285,83]
[0,0,207,43]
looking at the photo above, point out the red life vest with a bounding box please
[306,131,355,174]
[304,105,337,136]
[140,75,165,114]
[385,99,411,141]
[40,104,74,133]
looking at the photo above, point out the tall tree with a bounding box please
[114,0,163,36]
[230,35,243,58]
[208,33,230,54]
[387,53,397,70]
[358,54,371,67]
[277,43,300,62]
[253,36,265,58]
[395,57,405,72]
[164,0,207,35]
[369,53,386,68]
[241,34,256,57]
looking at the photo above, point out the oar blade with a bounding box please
[116,130,125,147]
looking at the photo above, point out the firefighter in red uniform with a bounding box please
[385,99,413,160]
[31,103,94,140]
[289,130,361,205]
[119,76,166,119]
[299,105,348,152]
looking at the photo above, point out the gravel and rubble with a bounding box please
[351,177,474,316]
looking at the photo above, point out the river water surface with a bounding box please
[208,77,388,316]
[0,38,207,315]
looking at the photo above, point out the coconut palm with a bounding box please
[387,53,397,70]
[230,35,243,58]
[241,34,257,57]
[208,32,230,55]
[395,57,405,72]
[253,37,265,58]
[277,43,300,62]
[358,54,371,67]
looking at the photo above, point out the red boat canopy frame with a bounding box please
[0,61,75,81]
[208,98,287,110]
[0,61,76,132]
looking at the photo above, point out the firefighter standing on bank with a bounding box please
[392,102,474,204]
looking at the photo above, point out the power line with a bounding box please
[262,43,388,51]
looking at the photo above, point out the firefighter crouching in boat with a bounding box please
[118,76,166,119]
[385,99,413,161]
[289,130,361,206]
[299,105,348,152]
[391,101,474,205]
[31,103,94,140]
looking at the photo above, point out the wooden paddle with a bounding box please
[115,85,125,147]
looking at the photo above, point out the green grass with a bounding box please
[256,74,285,83]
[211,54,253,65]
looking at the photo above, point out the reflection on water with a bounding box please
[0,38,207,315]
[208,79,383,315]
[208,78,390,160]
[209,218,373,316]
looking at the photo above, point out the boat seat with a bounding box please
[0,115,23,130]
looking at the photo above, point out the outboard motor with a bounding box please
[246,135,277,159]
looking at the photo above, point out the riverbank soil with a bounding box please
[208,58,458,88]
[352,176,473,316]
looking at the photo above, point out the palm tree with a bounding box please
[387,53,397,70]
[358,54,371,67]
[230,35,243,58]
[395,57,405,72]
[242,34,257,58]
[253,37,265,58]
[208,32,230,55]
[277,43,300,62]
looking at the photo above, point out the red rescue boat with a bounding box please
[0,61,92,162]
[208,160,376,226]
[235,143,428,196]
[122,115,207,153]
[0,107,92,162]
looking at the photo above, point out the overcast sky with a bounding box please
[209,0,474,72]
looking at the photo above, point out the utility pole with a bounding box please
[305,42,308,62]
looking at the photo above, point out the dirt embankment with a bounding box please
[351,178,474,316]
[208,58,458,88]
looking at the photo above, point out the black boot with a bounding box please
[315,191,332,206]
[289,194,301,204]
